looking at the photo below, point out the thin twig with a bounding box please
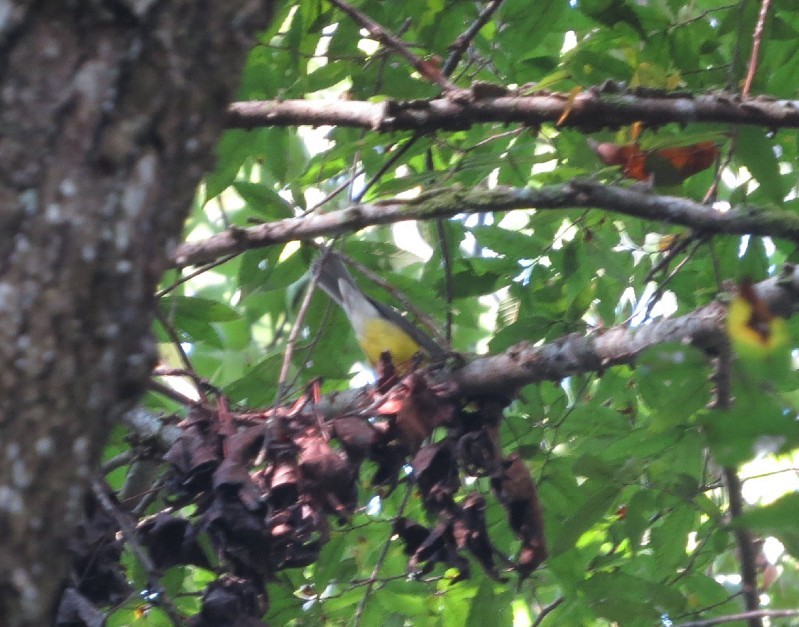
[442,0,506,76]
[101,450,137,474]
[643,232,699,285]
[421,146,454,345]
[741,0,772,98]
[713,344,762,627]
[274,245,336,406]
[154,310,208,405]
[353,483,414,627]
[667,4,736,32]
[727,0,750,91]
[353,136,420,203]
[434,218,453,343]
[301,166,364,216]
[92,479,184,626]
[675,609,799,627]
[641,237,705,322]
[148,380,201,407]
[723,467,762,626]
[702,133,732,206]
[156,252,240,297]
[152,368,219,397]
[327,0,458,92]
[742,467,799,483]
[531,596,564,627]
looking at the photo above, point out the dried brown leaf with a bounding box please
[491,454,547,578]
[333,416,376,463]
[395,374,455,452]
[412,442,459,514]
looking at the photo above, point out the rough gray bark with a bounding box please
[0,2,277,625]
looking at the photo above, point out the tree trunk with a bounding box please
[0,2,276,624]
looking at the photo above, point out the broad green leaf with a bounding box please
[736,492,799,559]
[161,296,240,323]
[466,578,513,627]
[736,127,784,205]
[548,480,621,557]
[205,129,269,200]
[636,343,711,429]
[702,375,799,465]
[233,181,294,220]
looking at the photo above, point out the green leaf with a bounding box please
[233,181,293,220]
[548,480,621,557]
[579,571,685,622]
[701,375,799,465]
[466,578,513,627]
[161,296,240,323]
[223,352,282,405]
[205,129,268,200]
[736,492,799,560]
[650,505,696,579]
[736,127,784,205]
[636,343,711,429]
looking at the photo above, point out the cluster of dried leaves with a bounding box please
[59,367,546,624]
[589,138,718,185]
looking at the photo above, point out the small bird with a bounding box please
[313,251,444,369]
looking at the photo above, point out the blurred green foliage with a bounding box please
[122,0,799,624]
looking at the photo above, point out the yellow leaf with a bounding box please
[727,293,788,358]
[556,87,582,126]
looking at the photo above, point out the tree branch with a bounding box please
[675,609,799,627]
[327,0,457,92]
[713,344,761,625]
[722,467,762,626]
[227,90,799,133]
[442,0,506,76]
[172,181,799,268]
[309,267,799,410]
[741,0,772,99]
[92,479,184,626]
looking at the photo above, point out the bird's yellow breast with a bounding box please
[357,317,421,368]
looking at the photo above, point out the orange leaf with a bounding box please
[590,139,718,184]
[556,87,583,126]
[416,56,444,84]
[588,140,648,181]
[651,141,718,180]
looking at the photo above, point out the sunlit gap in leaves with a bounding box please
[737,234,777,272]
[366,495,381,516]
[368,162,433,259]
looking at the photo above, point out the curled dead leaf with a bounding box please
[297,431,357,521]
[589,138,718,185]
[138,513,210,570]
[413,442,459,514]
[453,494,503,581]
[491,455,547,578]
[187,575,265,627]
[333,416,376,464]
[164,424,220,495]
[212,458,264,511]
[394,373,456,452]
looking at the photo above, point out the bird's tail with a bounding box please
[313,250,357,309]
